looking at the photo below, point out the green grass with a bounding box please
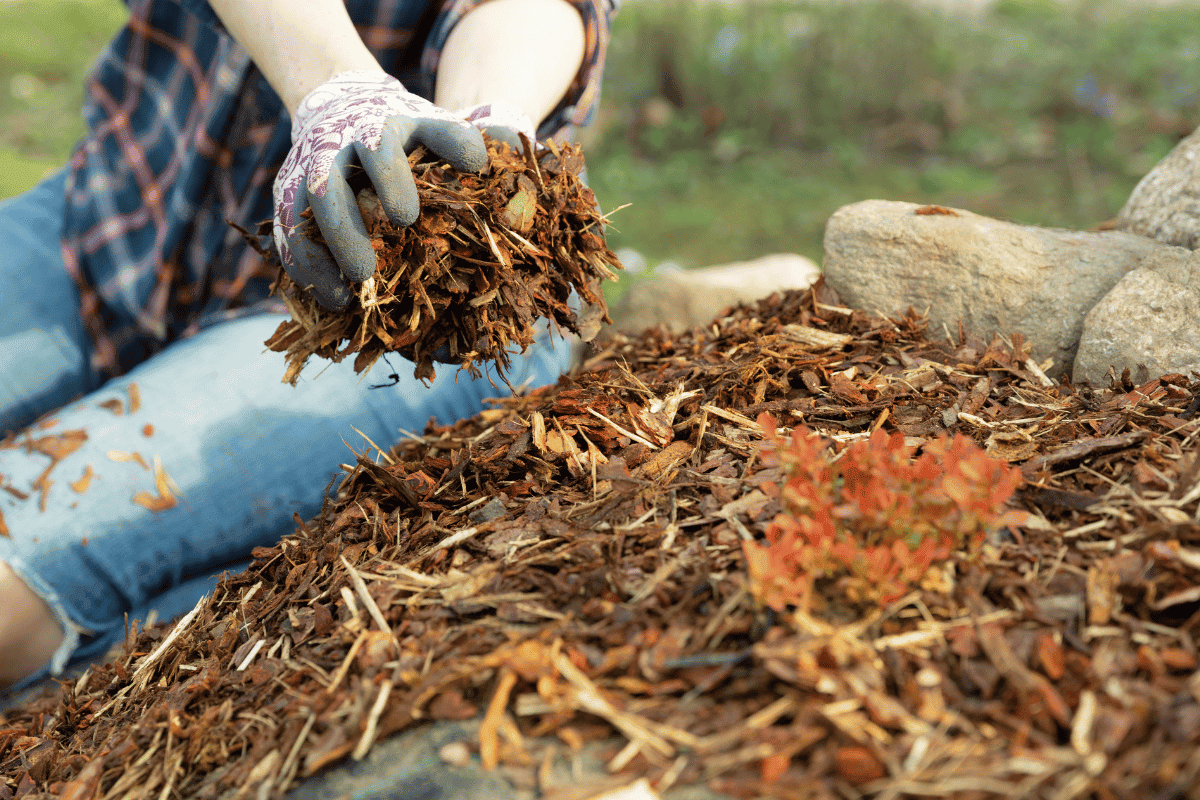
[591,142,1144,269]
[3,0,1198,276]
[584,0,1200,271]
[0,0,127,197]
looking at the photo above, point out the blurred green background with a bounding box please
[3,0,1200,274]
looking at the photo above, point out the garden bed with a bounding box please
[2,283,1199,800]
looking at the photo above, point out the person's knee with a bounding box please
[0,560,65,689]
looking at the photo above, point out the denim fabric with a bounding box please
[0,170,101,434]
[0,173,573,695]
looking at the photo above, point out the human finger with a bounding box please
[309,148,377,283]
[414,117,489,174]
[355,116,421,228]
[284,194,353,311]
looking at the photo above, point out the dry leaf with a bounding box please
[69,465,95,495]
[107,450,150,470]
[98,399,124,415]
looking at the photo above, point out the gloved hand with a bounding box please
[456,100,537,150]
[273,71,488,311]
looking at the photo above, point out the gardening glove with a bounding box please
[457,100,537,150]
[273,70,489,311]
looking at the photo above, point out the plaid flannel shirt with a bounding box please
[61,0,619,377]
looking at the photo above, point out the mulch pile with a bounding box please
[3,282,1200,800]
[264,137,621,384]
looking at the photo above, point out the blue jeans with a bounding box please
[0,171,572,693]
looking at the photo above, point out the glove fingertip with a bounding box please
[290,233,354,311]
[354,131,420,228]
[441,143,489,175]
[386,191,424,230]
[339,253,377,284]
[481,125,523,150]
[459,146,491,174]
[314,285,353,312]
[420,120,489,173]
[459,131,491,172]
[309,177,378,283]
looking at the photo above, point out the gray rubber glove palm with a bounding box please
[273,71,489,311]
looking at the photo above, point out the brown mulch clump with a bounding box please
[4,282,1200,799]
[264,137,621,385]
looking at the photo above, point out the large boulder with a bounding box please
[1073,248,1200,384]
[610,253,820,334]
[822,200,1175,376]
[1116,126,1200,249]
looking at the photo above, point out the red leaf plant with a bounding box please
[744,414,1026,612]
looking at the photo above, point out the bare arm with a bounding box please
[436,0,586,126]
[207,0,586,125]
[207,0,381,114]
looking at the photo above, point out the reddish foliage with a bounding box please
[744,414,1027,610]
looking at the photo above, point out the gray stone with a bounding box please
[6,674,732,800]
[286,718,733,800]
[1073,248,1200,384]
[286,721,514,800]
[1116,125,1200,249]
[822,200,1173,376]
[609,253,820,334]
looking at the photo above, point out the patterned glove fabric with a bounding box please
[457,100,537,150]
[273,71,488,311]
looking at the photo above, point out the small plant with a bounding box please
[743,414,1026,611]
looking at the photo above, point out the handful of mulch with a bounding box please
[264,136,623,384]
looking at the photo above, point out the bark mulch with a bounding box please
[3,282,1200,800]
[264,137,621,385]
